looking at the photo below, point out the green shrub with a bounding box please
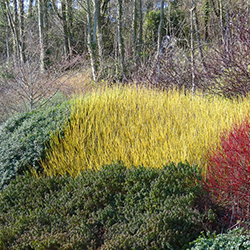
[0,161,215,249]
[0,101,70,189]
[189,228,250,250]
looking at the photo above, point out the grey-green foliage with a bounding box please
[189,228,250,250]
[0,100,71,189]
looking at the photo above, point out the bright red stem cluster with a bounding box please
[205,117,250,223]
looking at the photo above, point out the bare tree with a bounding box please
[0,50,84,114]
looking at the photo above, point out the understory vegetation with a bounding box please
[1,86,250,249]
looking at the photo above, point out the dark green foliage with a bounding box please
[189,228,250,249]
[144,2,187,45]
[0,101,71,190]
[0,161,214,249]
[144,10,165,43]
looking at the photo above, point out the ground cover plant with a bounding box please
[205,117,250,225]
[0,161,216,250]
[189,228,250,250]
[0,100,71,189]
[41,86,250,177]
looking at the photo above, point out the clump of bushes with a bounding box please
[200,10,250,99]
[0,101,70,189]
[0,161,216,249]
[41,86,250,177]
[205,117,250,225]
[189,228,250,250]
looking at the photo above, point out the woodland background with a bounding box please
[0,0,250,122]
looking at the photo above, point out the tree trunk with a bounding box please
[38,0,45,73]
[93,0,104,76]
[6,24,9,64]
[2,2,10,64]
[133,0,138,61]
[114,32,118,77]
[117,0,124,79]
[66,0,73,55]
[138,0,142,58]
[93,0,97,44]
[27,0,34,17]
[96,0,104,77]
[87,0,97,80]
[219,0,224,42]
[13,0,19,62]
[224,0,231,52]
[17,0,25,63]
[4,0,19,64]
[62,0,69,57]
[43,0,49,66]
[167,0,171,35]
[190,0,195,93]
[157,0,164,57]
[194,4,207,70]
[203,0,209,41]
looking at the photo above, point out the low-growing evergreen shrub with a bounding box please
[0,161,215,249]
[0,101,70,189]
[205,117,250,224]
[189,228,250,250]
